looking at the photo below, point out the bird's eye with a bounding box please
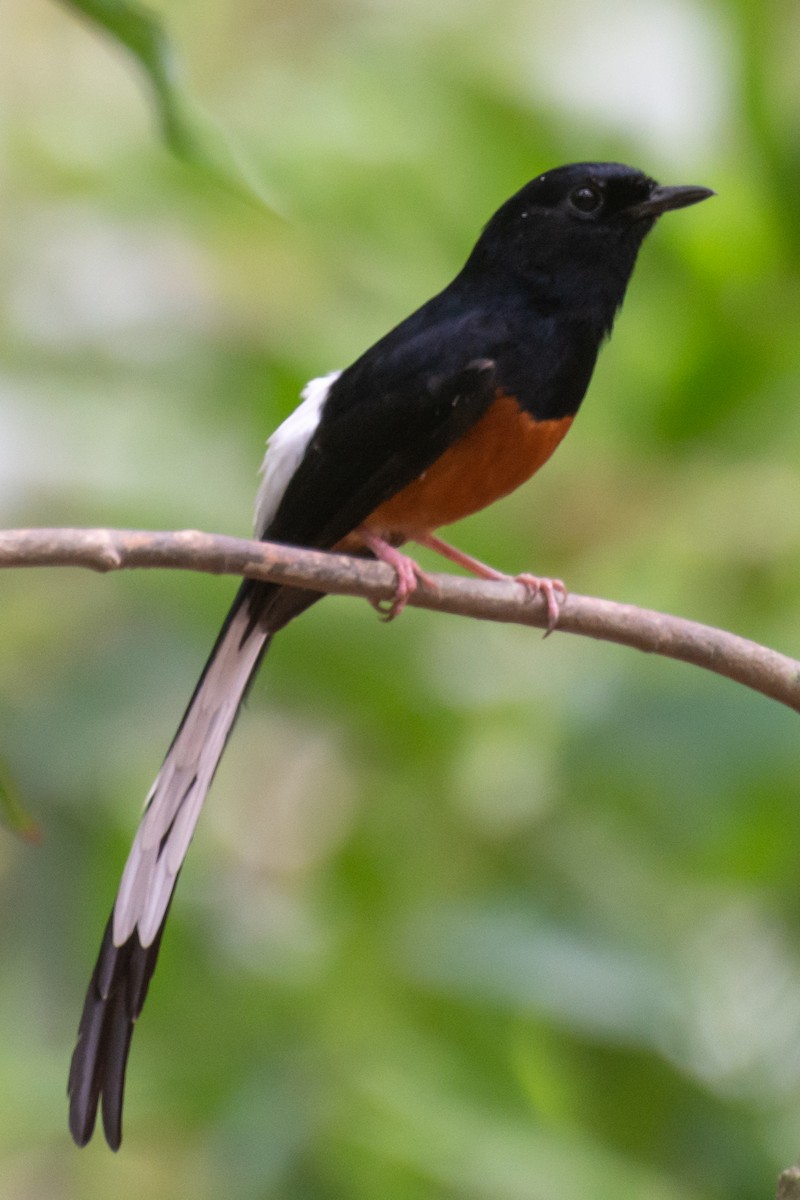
[569,185,602,213]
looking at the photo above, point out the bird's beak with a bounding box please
[628,184,716,219]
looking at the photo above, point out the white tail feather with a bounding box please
[112,600,268,948]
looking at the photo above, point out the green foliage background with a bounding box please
[2,0,800,1196]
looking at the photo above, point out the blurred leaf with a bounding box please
[57,0,281,211]
[0,760,41,843]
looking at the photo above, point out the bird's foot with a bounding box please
[359,531,433,621]
[511,572,566,634]
[415,532,566,633]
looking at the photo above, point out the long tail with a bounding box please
[68,578,315,1149]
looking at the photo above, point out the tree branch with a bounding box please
[1,526,798,715]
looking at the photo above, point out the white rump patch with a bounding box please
[254,370,341,536]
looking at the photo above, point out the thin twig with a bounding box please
[0,526,798,714]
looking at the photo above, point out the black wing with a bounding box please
[265,304,507,551]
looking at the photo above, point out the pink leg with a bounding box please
[359,530,434,621]
[416,532,566,632]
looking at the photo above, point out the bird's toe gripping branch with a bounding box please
[359,530,434,620]
[513,573,567,634]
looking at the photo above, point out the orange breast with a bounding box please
[363,393,573,540]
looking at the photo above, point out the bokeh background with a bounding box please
[2,0,800,1196]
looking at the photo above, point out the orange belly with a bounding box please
[361,394,573,541]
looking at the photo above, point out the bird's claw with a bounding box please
[515,573,567,634]
[361,531,432,621]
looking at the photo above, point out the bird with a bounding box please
[67,162,713,1148]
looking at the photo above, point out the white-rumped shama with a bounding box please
[68,162,713,1148]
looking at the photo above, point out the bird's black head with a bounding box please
[463,162,713,331]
